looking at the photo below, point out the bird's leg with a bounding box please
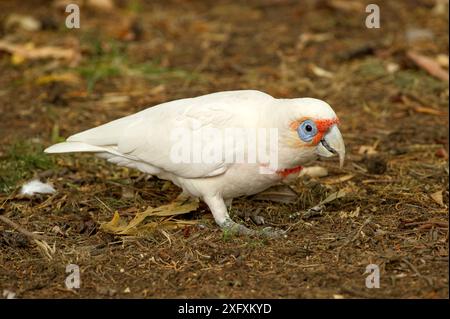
[203,196,286,238]
[225,198,264,225]
[224,198,233,209]
[203,196,255,236]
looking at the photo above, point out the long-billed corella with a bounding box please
[45,90,345,237]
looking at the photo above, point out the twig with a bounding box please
[401,258,433,287]
[0,215,46,241]
[337,217,372,259]
[0,189,19,210]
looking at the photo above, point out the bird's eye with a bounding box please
[297,120,318,142]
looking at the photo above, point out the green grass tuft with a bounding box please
[0,141,55,193]
[76,39,201,93]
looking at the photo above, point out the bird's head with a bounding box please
[277,97,345,168]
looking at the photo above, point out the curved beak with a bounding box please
[316,125,345,168]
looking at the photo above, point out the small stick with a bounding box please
[401,258,433,287]
[337,217,372,260]
[0,215,45,241]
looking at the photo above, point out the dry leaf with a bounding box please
[100,199,199,236]
[317,189,347,206]
[87,0,115,10]
[100,94,130,105]
[298,189,348,219]
[435,148,448,159]
[432,0,449,15]
[386,62,400,74]
[36,72,81,85]
[328,0,364,12]
[53,0,82,10]
[430,190,445,207]
[5,14,41,31]
[413,106,447,116]
[436,54,449,68]
[310,64,334,78]
[339,206,360,219]
[0,40,81,66]
[405,28,434,43]
[323,174,355,185]
[297,33,332,51]
[358,145,378,155]
[407,50,449,82]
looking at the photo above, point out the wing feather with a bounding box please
[55,90,274,178]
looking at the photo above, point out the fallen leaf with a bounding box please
[2,290,16,299]
[296,33,333,51]
[432,0,448,15]
[405,28,434,43]
[328,0,364,12]
[116,19,143,42]
[5,14,41,31]
[436,54,449,68]
[292,188,349,219]
[11,53,25,65]
[435,148,448,159]
[0,40,81,65]
[413,106,447,116]
[309,64,334,78]
[53,0,82,10]
[386,62,399,74]
[100,94,130,105]
[430,190,445,207]
[358,145,378,155]
[36,72,81,85]
[323,174,355,185]
[87,0,115,10]
[100,199,199,236]
[317,189,347,206]
[407,50,449,82]
[339,206,360,219]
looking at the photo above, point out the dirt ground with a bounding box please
[0,0,448,299]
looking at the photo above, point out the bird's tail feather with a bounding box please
[44,141,117,155]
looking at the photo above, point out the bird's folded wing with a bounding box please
[62,90,273,179]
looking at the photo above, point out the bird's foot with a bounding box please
[220,218,286,239]
[259,226,287,239]
[235,208,265,225]
[221,219,255,236]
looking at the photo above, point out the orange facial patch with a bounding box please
[290,117,340,145]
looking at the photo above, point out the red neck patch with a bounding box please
[276,166,303,178]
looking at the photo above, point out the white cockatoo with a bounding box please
[45,90,345,236]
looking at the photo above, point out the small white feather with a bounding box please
[20,179,56,196]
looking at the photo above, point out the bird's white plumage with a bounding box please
[45,90,344,234]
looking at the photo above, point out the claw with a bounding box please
[220,218,287,238]
[260,227,287,239]
[251,215,265,225]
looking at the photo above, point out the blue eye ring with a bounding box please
[297,120,318,142]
